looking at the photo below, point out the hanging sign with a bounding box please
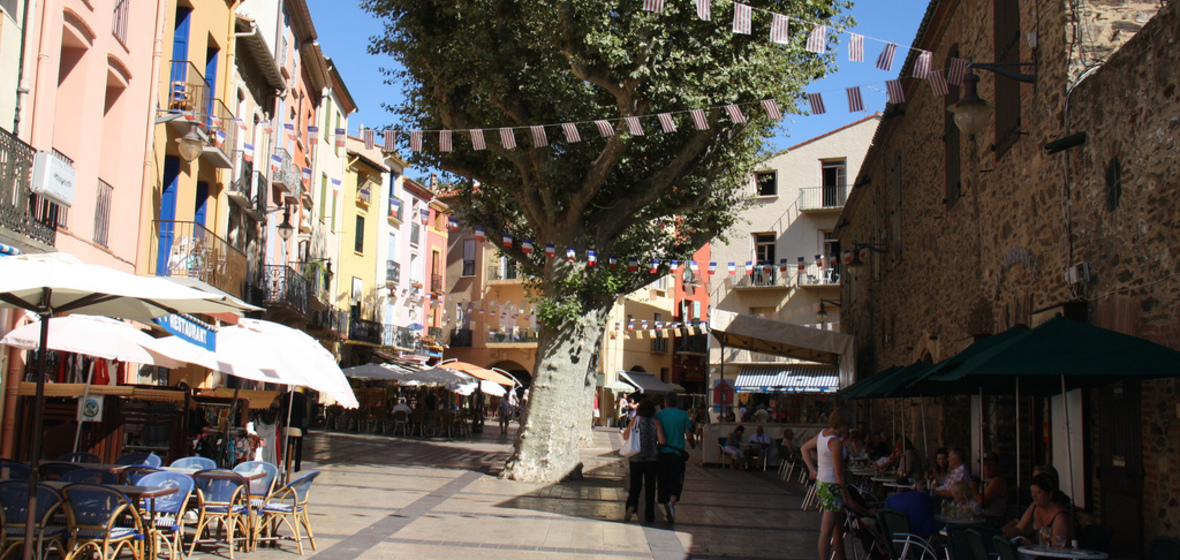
[77,394,104,423]
[153,314,217,351]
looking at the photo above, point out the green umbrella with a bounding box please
[840,365,902,399]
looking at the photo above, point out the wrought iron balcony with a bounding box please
[307,307,348,338]
[201,97,236,168]
[150,220,246,298]
[386,260,400,285]
[296,260,332,304]
[487,329,539,344]
[449,328,473,348]
[348,317,382,345]
[270,147,300,200]
[733,266,792,289]
[167,60,209,119]
[797,263,841,287]
[487,264,519,282]
[430,273,443,294]
[262,264,309,315]
[798,184,851,211]
[674,333,709,355]
[0,128,56,247]
[229,155,256,207]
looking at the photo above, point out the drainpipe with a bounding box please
[135,0,169,274]
[11,0,32,134]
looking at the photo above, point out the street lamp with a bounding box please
[816,299,841,326]
[949,63,1036,138]
[277,206,295,242]
[176,122,205,162]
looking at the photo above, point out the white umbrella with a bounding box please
[1,315,183,368]
[341,363,405,380]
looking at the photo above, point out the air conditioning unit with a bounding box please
[1065,262,1091,286]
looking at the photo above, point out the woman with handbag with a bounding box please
[621,398,665,523]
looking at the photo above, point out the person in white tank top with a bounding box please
[802,408,853,560]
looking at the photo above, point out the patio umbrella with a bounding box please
[341,363,405,380]
[1,315,184,368]
[0,252,258,560]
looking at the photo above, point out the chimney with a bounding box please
[430,173,438,190]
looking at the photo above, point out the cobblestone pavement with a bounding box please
[199,426,822,560]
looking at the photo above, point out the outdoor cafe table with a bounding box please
[1018,545,1110,560]
[38,460,131,472]
[160,466,266,480]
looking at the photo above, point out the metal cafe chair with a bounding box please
[188,469,250,559]
[115,452,162,468]
[0,459,31,481]
[0,480,67,560]
[135,471,195,560]
[170,457,216,470]
[61,483,144,560]
[253,470,320,554]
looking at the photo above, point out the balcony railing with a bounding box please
[797,263,841,287]
[202,97,236,168]
[262,264,309,314]
[426,326,443,341]
[674,333,709,355]
[348,317,382,345]
[733,266,791,288]
[0,128,56,247]
[229,155,256,207]
[150,220,247,298]
[386,260,400,285]
[487,264,519,282]
[798,184,851,211]
[271,147,300,200]
[385,325,423,352]
[430,273,443,294]
[449,328,473,348]
[295,260,332,304]
[167,61,209,119]
[307,307,348,338]
[487,329,539,344]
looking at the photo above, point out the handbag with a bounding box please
[619,428,641,458]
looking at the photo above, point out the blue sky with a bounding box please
[307,1,929,169]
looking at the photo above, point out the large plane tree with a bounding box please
[364,0,849,482]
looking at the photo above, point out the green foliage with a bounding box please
[363,0,850,305]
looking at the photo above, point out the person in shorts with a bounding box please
[802,408,853,560]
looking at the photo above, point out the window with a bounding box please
[755,233,776,265]
[462,239,476,276]
[755,171,777,196]
[319,174,328,221]
[651,312,668,353]
[945,46,962,207]
[820,159,846,207]
[354,215,364,253]
[994,0,1022,155]
[93,179,113,247]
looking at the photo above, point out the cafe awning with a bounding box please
[734,364,840,394]
[619,371,676,394]
[710,309,856,388]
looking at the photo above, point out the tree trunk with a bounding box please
[501,305,609,483]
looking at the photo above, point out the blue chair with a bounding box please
[0,459,31,481]
[61,483,144,560]
[56,452,101,464]
[254,470,320,554]
[0,480,67,560]
[135,471,195,560]
[189,470,250,558]
[123,467,161,486]
[59,468,118,485]
[115,452,162,468]
[169,456,216,470]
[232,461,279,508]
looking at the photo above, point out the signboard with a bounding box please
[153,314,216,351]
[31,151,77,207]
[77,394,104,423]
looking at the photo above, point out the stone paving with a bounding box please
[207,425,823,560]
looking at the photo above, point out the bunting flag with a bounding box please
[657,113,676,133]
[690,109,709,130]
[929,69,949,97]
[628,257,639,272]
[364,128,375,150]
[947,57,968,86]
[609,255,618,268]
[816,254,824,268]
[732,3,751,34]
[859,246,870,261]
[649,258,659,274]
[562,123,581,143]
[439,130,452,152]
[847,87,865,112]
[913,50,932,79]
[808,93,827,115]
[849,33,864,62]
[689,261,699,272]
[335,128,346,148]
[471,129,486,150]
[806,24,827,54]
[243,143,255,162]
[761,99,782,120]
[886,79,905,104]
[544,243,556,258]
[876,43,898,71]
[642,0,664,11]
[797,257,806,271]
[779,258,789,272]
[566,248,576,262]
[842,249,853,265]
[385,130,397,152]
[728,262,736,275]
[696,0,710,20]
[270,154,281,174]
[234,118,247,133]
[595,120,614,137]
[501,233,513,248]
[260,120,272,134]
[530,125,548,147]
[308,126,319,142]
[499,128,516,149]
[301,166,311,186]
[588,251,597,266]
[770,14,790,44]
[474,226,486,241]
[624,116,643,136]
[213,129,226,148]
[410,131,422,152]
[521,239,534,254]
[725,104,746,123]
[671,260,680,273]
[331,178,341,195]
[420,208,430,225]
[448,218,459,231]
[745,261,754,275]
[284,123,296,141]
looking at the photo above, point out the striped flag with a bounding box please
[913,50,932,79]
[471,129,486,150]
[724,104,746,123]
[410,131,422,152]
[806,25,827,54]
[595,120,615,137]
[886,79,905,104]
[307,126,318,142]
[642,0,664,11]
[876,43,898,71]
[929,69,949,97]
[671,260,680,272]
[588,251,597,266]
[566,248,576,262]
[609,255,618,268]
[779,258,789,272]
[849,33,864,62]
[798,257,806,271]
[521,239,534,254]
[624,116,643,136]
[335,128,346,148]
[689,261,699,272]
[807,93,826,115]
[816,254,824,268]
[331,178,341,195]
[745,261,754,275]
[708,262,716,274]
[531,124,547,146]
[562,123,581,143]
[727,262,736,275]
[284,123,295,140]
[301,166,311,186]
[214,129,226,148]
[846,87,865,112]
[474,226,485,241]
[269,154,281,174]
[696,0,710,21]
[732,3,751,34]
[384,130,396,152]
[243,143,255,162]
[947,57,968,86]
[501,233,512,248]
[448,218,459,231]
[260,120,272,134]
[234,117,247,133]
[364,128,375,150]
[649,258,659,274]
[628,257,638,272]
[439,130,452,152]
[770,14,790,44]
[499,128,516,149]
[657,113,676,133]
[545,243,556,257]
[761,99,782,120]
[690,109,709,130]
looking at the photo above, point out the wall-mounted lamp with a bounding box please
[816,298,841,325]
[177,122,205,162]
[841,242,888,268]
[949,63,1036,138]
[277,206,295,241]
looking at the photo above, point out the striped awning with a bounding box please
[733,364,840,394]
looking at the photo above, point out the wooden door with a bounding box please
[1098,379,1143,558]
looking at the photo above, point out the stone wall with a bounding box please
[839,0,1179,543]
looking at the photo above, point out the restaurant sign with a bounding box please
[153,314,217,351]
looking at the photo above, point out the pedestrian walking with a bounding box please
[623,399,664,523]
[801,408,853,560]
[653,393,695,523]
[497,397,513,433]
